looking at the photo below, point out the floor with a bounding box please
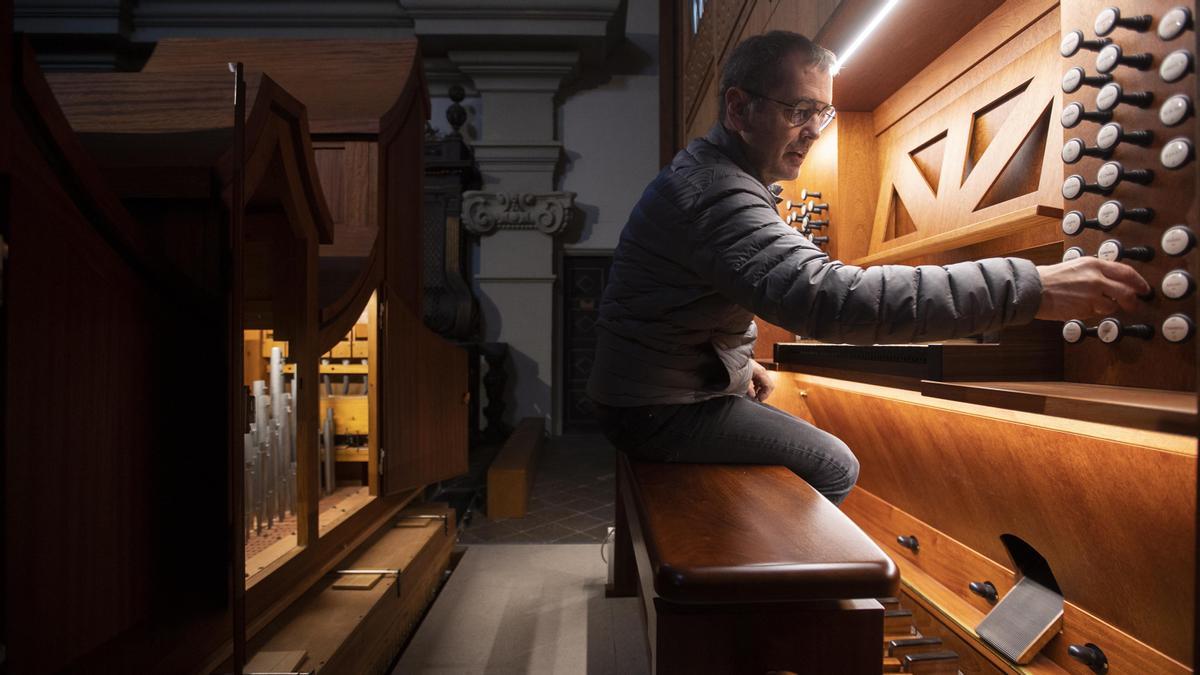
[457,432,617,544]
[391,545,650,675]
[393,432,650,674]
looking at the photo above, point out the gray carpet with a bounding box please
[393,544,650,674]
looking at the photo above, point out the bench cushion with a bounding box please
[622,454,898,604]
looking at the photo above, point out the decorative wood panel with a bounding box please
[858,26,1064,266]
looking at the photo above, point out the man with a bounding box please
[587,31,1150,505]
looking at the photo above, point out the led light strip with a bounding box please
[835,0,903,71]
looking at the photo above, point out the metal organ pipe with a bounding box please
[244,350,303,546]
[323,407,336,496]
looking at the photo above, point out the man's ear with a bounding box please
[724,87,753,132]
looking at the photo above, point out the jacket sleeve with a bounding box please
[685,174,1043,344]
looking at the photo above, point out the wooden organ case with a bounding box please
[3,19,468,673]
[134,38,471,498]
[675,0,1198,673]
[1,24,245,675]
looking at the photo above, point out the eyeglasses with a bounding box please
[742,89,837,131]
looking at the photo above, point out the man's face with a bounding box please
[733,53,834,184]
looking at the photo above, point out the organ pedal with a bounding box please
[884,608,915,634]
[878,596,960,674]
[903,651,961,674]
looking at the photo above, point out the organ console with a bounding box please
[736,0,1200,672]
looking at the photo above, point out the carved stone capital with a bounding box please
[462,191,575,236]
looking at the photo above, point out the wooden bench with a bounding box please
[608,453,899,675]
[486,417,545,518]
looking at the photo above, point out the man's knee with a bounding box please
[811,435,859,505]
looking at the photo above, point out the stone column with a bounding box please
[453,51,578,434]
[460,185,576,435]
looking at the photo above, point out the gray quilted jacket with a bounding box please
[587,124,1044,407]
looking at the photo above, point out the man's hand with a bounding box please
[1035,257,1151,322]
[748,360,775,402]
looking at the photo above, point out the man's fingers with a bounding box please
[1099,277,1142,312]
[1096,259,1151,295]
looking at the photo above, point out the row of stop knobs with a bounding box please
[1059,6,1195,350]
[783,189,829,246]
[1063,314,1193,344]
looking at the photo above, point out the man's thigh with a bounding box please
[653,396,843,464]
[618,395,860,503]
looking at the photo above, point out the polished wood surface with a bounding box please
[623,455,898,603]
[772,372,1195,665]
[614,455,888,674]
[920,379,1198,434]
[1060,0,1198,391]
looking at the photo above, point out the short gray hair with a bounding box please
[718,31,836,123]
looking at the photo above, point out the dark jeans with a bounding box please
[596,395,860,504]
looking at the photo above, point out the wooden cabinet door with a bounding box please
[379,286,469,494]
